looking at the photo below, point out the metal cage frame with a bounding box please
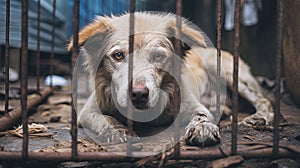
[0,0,295,163]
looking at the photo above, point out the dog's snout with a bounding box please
[131,85,149,109]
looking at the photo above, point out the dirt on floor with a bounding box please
[0,85,300,167]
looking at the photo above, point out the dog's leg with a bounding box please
[78,92,138,143]
[229,73,274,126]
[180,78,221,146]
[200,48,274,126]
[223,56,274,126]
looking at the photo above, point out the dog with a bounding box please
[68,12,274,146]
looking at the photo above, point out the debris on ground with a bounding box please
[35,139,106,153]
[0,90,299,167]
[6,123,52,138]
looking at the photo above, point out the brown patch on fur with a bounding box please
[68,17,112,51]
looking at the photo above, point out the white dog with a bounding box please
[68,12,274,146]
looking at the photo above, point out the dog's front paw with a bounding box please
[184,120,220,146]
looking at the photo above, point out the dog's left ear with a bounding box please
[166,20,207,56]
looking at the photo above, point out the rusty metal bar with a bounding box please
[127,0,135,157]
[231,0,241,155]
[216,0,222,123]
[36,0,41,92]
[21,0,29,160]
[0,87,53,132]
[71,0,80,159]
[0,147,297,161]
[174,0,182,159]
[4,0,10,116]
[273,0,283,156]
[50,0,56,87]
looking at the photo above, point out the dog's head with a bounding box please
[68,12,207,112]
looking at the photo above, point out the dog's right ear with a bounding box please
[67,16,113,51]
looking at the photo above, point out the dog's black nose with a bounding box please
[131,86,149,109]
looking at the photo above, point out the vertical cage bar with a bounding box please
[173,0,182,158]
[71,0,80,159]
[21,0,29,160]
[50,0,56,87]
[5,0,10,115]
[231,0,241,155]
[36,0,41,92]
[216,0,222,123]
[127,0,135,157]
[273,0,283,156]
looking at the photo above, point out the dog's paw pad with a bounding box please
[184,121,220,146]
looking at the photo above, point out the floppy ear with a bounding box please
[67,16,113,76]
[67,16,113,51]
[166,19,207,56]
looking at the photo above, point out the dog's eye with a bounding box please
[112,52,125,61]
[153,53,165,62]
